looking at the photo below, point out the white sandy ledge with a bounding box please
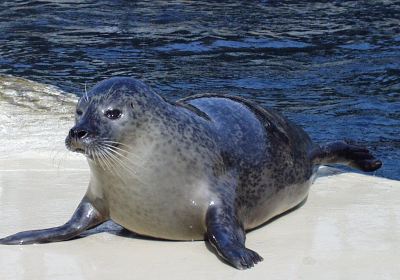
[0,76,399,279]
[1,156,399,279]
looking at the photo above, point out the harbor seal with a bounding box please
[0,77,382,269]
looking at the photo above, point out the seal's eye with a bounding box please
[105,109,122,120]
[76,109,83,116]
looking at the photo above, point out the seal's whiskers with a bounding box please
[104,82,116,102]
[84,82,89,102]
[102,144,142,166]
[102,147,138,176]
[89,146,107,171]
[98,149,114,173]
[101,147,149,185]
[100,148,123,178]
[101,149,129,179]
[102,140,141,158]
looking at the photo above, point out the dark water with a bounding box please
[0,0,399,179]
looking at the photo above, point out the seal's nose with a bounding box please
[69,128,89,139]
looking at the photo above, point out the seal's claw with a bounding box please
[345,144,382,172]
[354,159,382,172]
[222,246,263,269]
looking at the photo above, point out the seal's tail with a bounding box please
[309,140,382,172]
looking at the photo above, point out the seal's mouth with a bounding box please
[65,125,97,155]
[65,135,122,162]
[66,135,133,175]
[74,147,85,153]
[65,134,92,156]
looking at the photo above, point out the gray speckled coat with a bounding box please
[78,78,315,240]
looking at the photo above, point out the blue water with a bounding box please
[0,1,399,180]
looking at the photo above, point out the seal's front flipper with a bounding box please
[0,197,106,245]
[310,140,382,172]
[206,206,263,269]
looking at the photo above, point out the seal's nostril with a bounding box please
[76,130,88,139]
[69,128,88,139]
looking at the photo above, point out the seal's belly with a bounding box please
[106,177,211,241]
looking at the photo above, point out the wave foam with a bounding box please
[0,75,78,157]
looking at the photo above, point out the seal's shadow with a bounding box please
[73,221,173,242]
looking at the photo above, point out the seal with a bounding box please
[0,77,382,269]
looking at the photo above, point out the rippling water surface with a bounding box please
[0,0,399,179]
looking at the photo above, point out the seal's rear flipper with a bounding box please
[310,141,382,172]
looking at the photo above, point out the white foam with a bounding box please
[0,75,78,157]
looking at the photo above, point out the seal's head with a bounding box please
[65,77,166,160]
